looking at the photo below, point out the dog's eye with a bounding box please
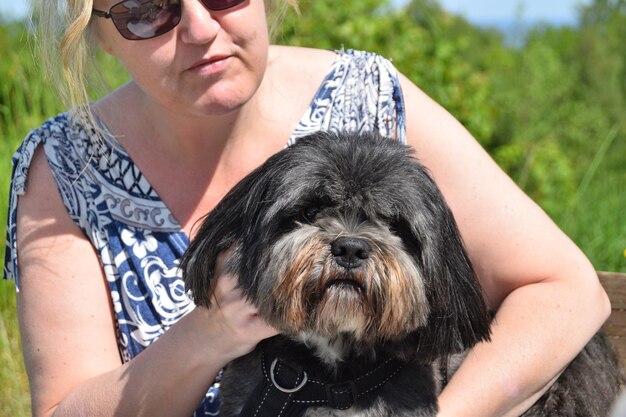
[301,207,321,223]
[388,220,401,234]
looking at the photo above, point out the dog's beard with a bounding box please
[256,215,430,343]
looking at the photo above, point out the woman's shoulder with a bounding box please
[267,46,401,104]
[10,112,67,189]
[4,111,98,285]
[16,111,97,159]
[272,47,406,142]
[269,45,338,68]
[268,45,396,75]
[11,111,103,194]
[25,111,86,140]
[268,45,338,90]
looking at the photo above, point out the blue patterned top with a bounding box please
[4,49,406,415]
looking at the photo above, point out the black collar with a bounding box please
[238,352,404,417]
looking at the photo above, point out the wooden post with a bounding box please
[599,271,626,368]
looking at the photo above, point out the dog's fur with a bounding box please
[181,131,622,416]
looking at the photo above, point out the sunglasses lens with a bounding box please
[200,0,246,11]
[110,0,182,40]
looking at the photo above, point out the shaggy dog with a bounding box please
[181,131,622,417]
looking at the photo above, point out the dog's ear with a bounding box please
[179,197,243,308]
[180,147,295,307]
[419,206,492,355]
[180,161,277,307]
[401,164,491,358]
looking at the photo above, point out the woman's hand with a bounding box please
[204,251,279,360]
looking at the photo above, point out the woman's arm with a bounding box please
[16,147,275,417]
[399,75,611,417]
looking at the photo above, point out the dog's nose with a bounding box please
[331,237,371,269]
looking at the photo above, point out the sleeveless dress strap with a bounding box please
[289,49,406,145]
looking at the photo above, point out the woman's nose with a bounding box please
[178,0,221,44]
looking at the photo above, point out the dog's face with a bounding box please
[182,132,490,358]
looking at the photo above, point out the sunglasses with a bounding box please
[92,0,246,40]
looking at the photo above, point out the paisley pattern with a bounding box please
[4,49,406,416]
[289,49,406,144]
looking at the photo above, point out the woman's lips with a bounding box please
[187,55,232,76]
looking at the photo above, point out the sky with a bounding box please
[0,1,28,20]
[405,0,592,25]
[0,0,592,26]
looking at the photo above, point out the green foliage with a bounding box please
[484,2,625,266]
[0,0,625,413]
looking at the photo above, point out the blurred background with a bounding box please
[1,0,624,415]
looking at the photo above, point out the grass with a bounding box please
[0,282,29,416]
[0,40,31,406]
[0,29,36,416]
[556,126,626,273]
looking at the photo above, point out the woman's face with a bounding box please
[93,0,270,117]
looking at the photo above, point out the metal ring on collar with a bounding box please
[270,358,308,393]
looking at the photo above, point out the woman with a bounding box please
[4,0,610,416]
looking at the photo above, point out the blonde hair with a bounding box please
[267,0,299,41]
[31,0,299,129]
[32,0,98,128]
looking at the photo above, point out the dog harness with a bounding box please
[239,353,404,417]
